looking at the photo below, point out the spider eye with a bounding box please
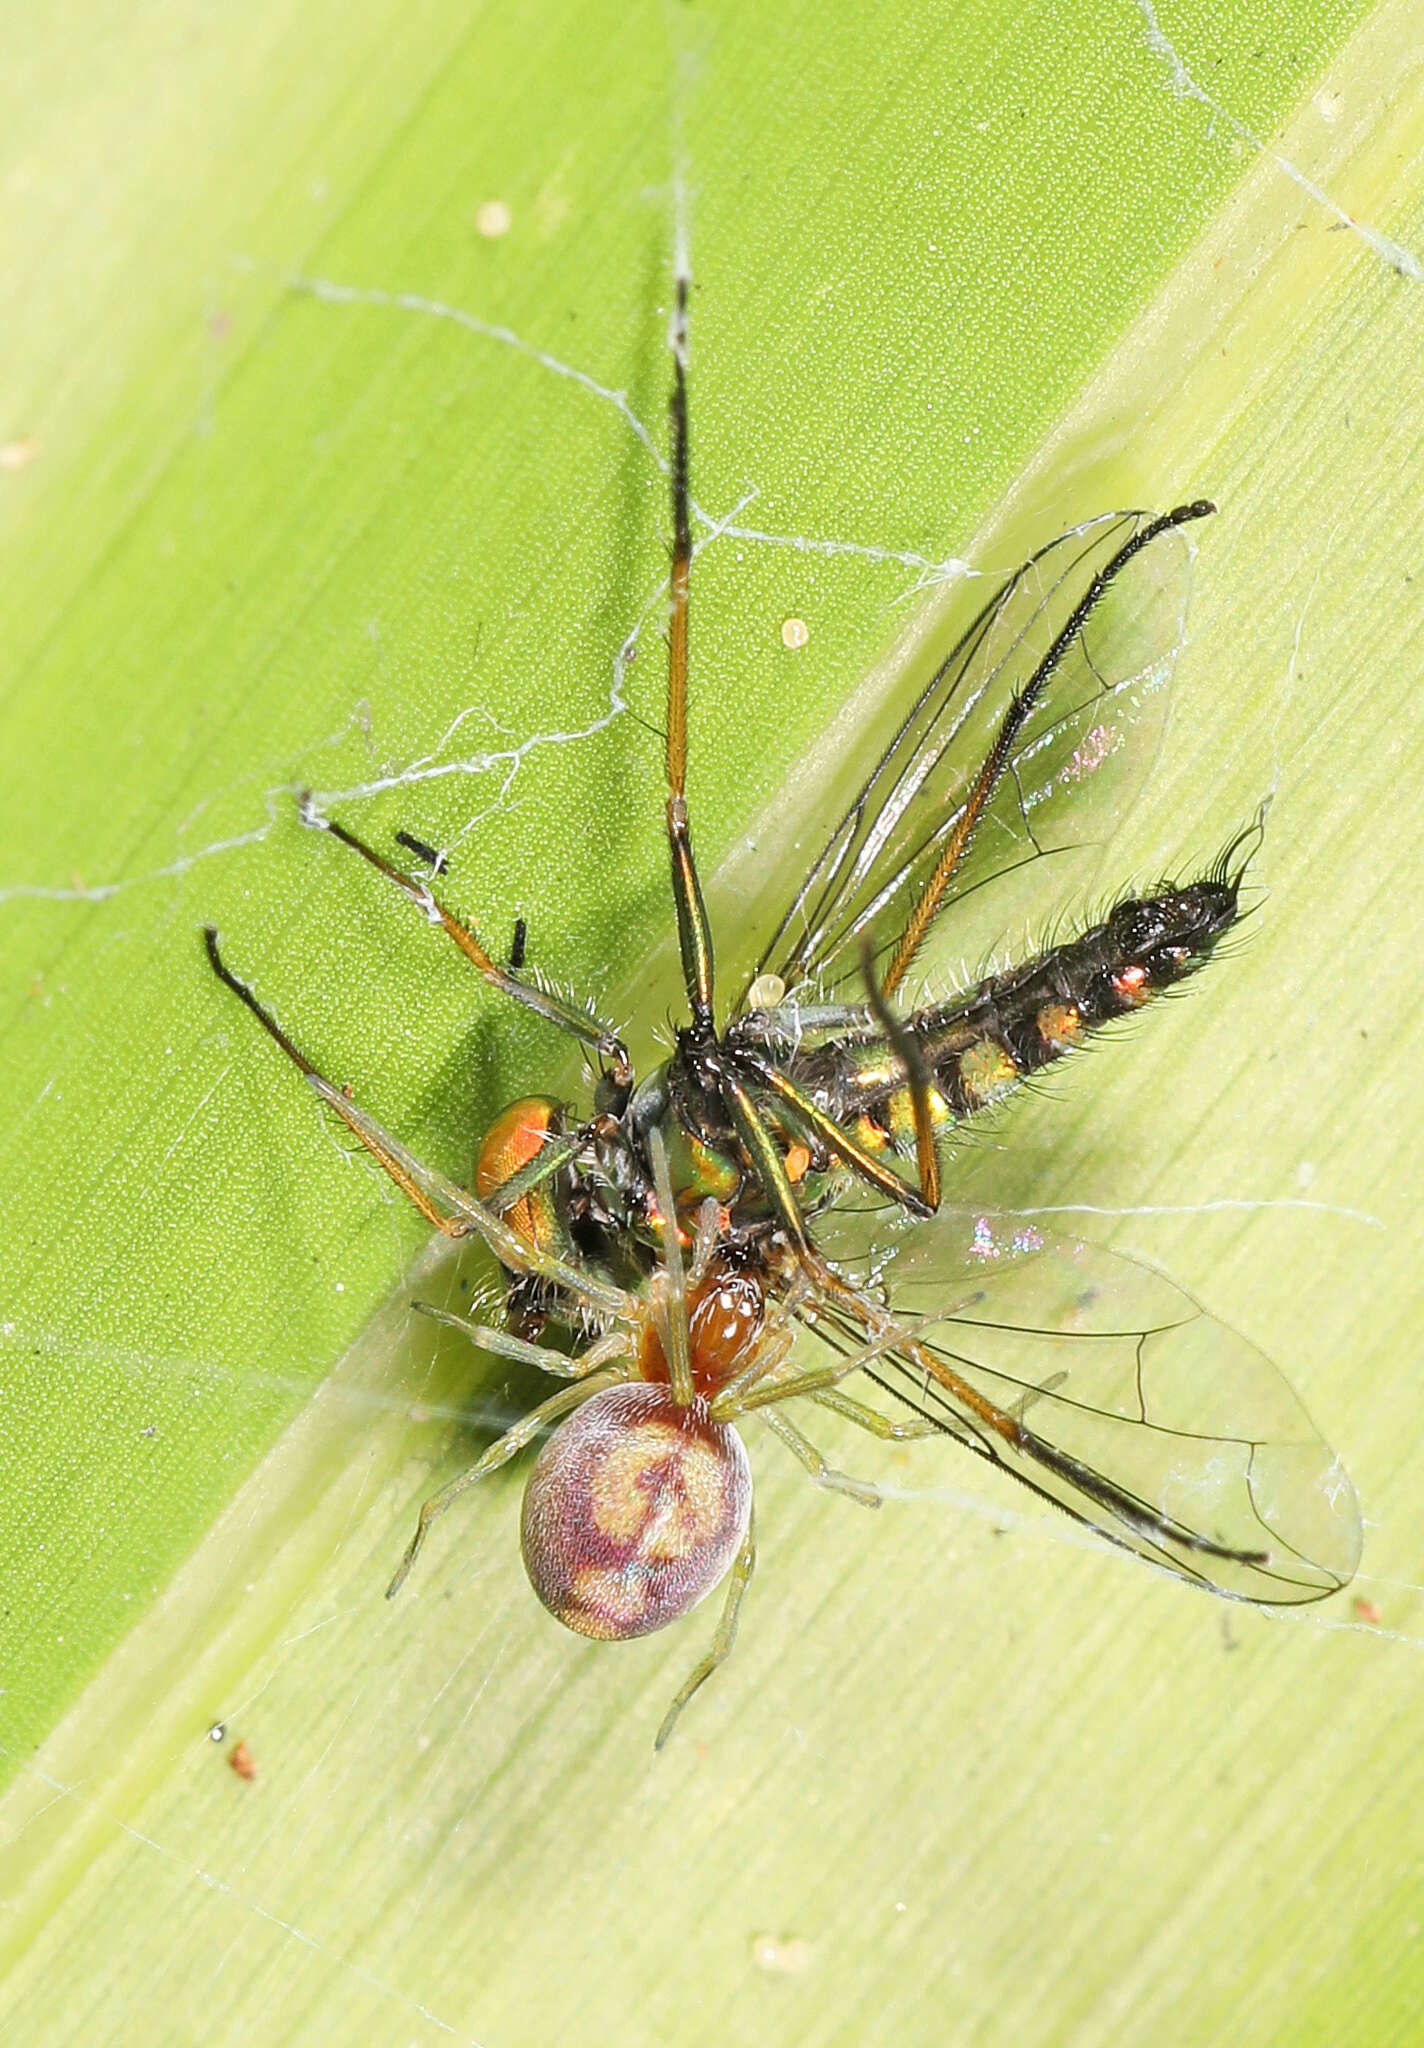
[520,1384,752,1641]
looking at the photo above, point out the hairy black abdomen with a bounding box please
[805,871,1243,1128]
[931,873,1244,1080]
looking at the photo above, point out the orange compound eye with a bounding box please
[520,1384,752,1641]
[476,1095,565,1253]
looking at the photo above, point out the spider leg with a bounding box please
[811,1386,945,1442]
[654,1510,757,1751]
[716,1321,916,1419]
[410,1304,633,1380]
[760,1408,881,1509]
[386,1365,628,1599]
[644,1124,695,1405]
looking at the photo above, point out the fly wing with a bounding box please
[745,510,1204,1008]
[810,1209,1360,1604]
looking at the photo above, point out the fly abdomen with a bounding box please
[802,869,1244,1140]
[927,871,1241,1107]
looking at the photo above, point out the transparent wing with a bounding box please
[809,1208,1360,1604]
[745,509,1203,1007]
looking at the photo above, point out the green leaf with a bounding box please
[2,0,1420,2040]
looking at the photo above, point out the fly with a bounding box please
[205,253,1361,1745]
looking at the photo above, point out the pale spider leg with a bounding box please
[480,1128,582,1218]
[706,1322,796,1417]
[654,1510,757,1752]
[811,1386,946,1442]
[647,1125,695,1408]
[386,1365,629,1599]
[759,1408,881,1509]
[411,1303,634,1381]
[728,1323,920,1416]
[688,1197,723,1288]
[299,798,630,1078]
[204,929,634,1320]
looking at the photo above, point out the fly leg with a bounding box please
[663,263,718,1037]
[297,796,629,1079]
[203,928,633,1320]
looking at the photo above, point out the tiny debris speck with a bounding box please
[751,1933,814,1975]
[228,1739,258,1782]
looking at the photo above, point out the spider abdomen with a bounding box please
[520,1384,752,1641]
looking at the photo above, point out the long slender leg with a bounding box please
[728,1049,932,1218]
[1007,1369,1068,1426]
[665,271,692,809]
[760,1408,881,1509]
[654,1511,756,1752]
[646,1125,695,1408]
[687,1197,723,1288]
[737,999,876,1041]
[476,1127,582,1219]
[706,1322,795,1415]
[726,1321,926,1416]
[718,1069,809,1251]
[204,929,633,1319]
[811,1386,944,1442]
[879,501,1215,1000]
[299,796,629,1078]
[718,1064,935,1295]
[663,266,717,1034]
[792,1246,1118,1489]
[861,943,941,1212]
[411,1304,633,1381]
[386,1366,626,1599]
